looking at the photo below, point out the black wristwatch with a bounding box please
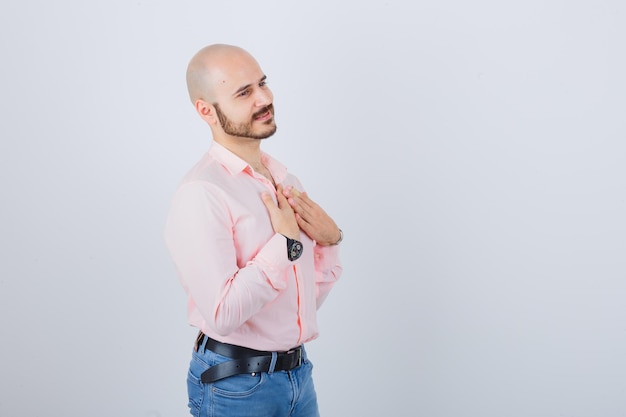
[286,237,303,261]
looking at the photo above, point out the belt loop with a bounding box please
[194,332,203,352]
[195,332,209,353]
[268,351,278,374]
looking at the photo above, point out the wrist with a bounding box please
[330,228,343,246]
[283,235,303,261]
[281,231,300,241]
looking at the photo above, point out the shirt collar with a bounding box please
[208,141,288,183]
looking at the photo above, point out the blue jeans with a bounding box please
[187,341,320,417]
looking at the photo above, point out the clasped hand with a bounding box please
[261,184,340,246]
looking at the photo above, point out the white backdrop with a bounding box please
[1,1,625,416]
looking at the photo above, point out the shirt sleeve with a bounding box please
[164,181,293,336]
[313,243,342,308]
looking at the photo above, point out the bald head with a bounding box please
[185,44,260,104]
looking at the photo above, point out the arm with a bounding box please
[313,244,342,308]
[281,185,343,307]
[165,181,294,336]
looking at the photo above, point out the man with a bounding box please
[164,44,343,417]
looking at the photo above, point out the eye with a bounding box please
[238,89,250,97]
[259,80,267,87]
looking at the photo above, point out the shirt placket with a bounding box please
[250,169,276,193]
[293,264,307,345]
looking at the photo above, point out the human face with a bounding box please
[211,55,277,140]
[213,101,276,140]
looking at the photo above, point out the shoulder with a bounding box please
[168,152,234,210]
[179,151,229,185]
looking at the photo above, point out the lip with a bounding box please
[254,110,272,122]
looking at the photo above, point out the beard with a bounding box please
[213,103,277,140]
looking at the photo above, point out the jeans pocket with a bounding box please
[187,353,209,416]
[212,371,265,397]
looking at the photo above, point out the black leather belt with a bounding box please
[196,333,303,383]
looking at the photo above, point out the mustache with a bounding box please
[252,104,274,120]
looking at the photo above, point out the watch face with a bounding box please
[288,240,303,261]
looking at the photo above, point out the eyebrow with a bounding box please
[233,75,267,97]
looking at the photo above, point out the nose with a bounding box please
[254,87,273,107]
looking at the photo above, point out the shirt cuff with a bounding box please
[253,233,293,290]
[313,243,340,273]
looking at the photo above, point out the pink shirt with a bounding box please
[165,142,342,351]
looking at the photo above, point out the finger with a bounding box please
[275,186,290,209]
[290,196,315,219]
[290,187,302,198]
[295,212,313,231]
[283,185,303,203]
[284,187,305,213]
[281,184,292,196]
[261,191,277,212]
[293,191,317,214]
[286,188,306,205]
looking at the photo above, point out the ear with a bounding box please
[194,99,218,126]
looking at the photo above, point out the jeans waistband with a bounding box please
[195,333,304,383]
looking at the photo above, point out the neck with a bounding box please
[214,135,274,185]
[214,135,264,169]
